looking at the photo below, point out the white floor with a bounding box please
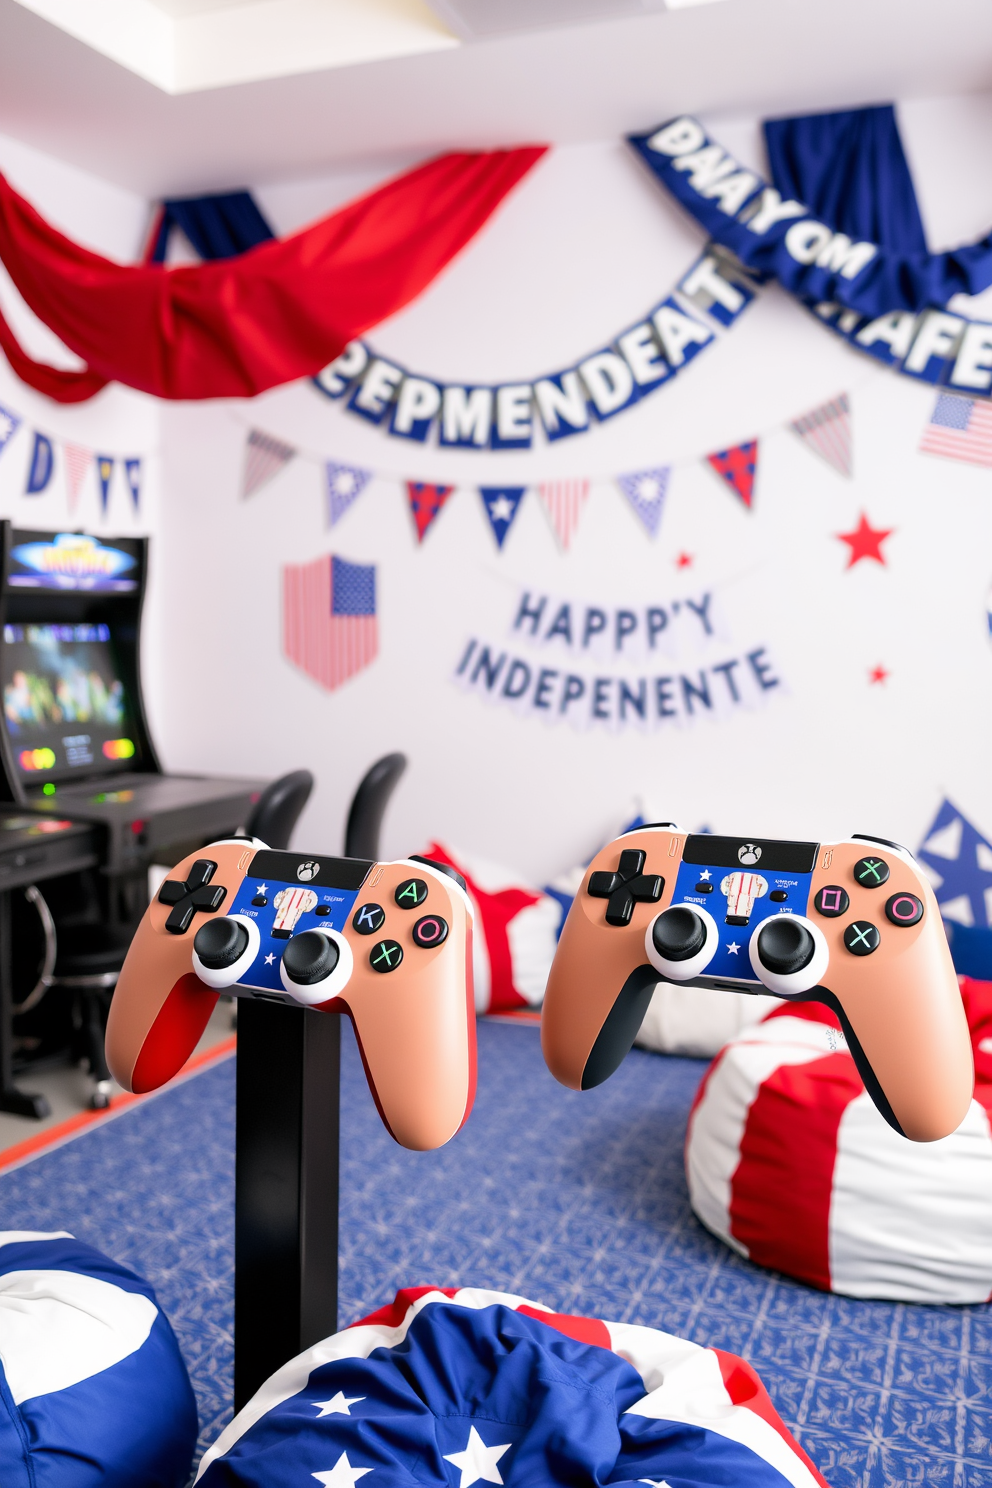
[0,999,236,1155]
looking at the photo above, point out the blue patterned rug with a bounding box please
[0,1019,988,1487]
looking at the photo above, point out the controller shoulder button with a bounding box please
[844,920,880,955]
[885,892,924,927]
[813,885,849,917]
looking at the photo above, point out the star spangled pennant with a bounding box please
[791,392,851,478]
[706,439,757,509]
[406,481,453,543]
[479,487,526,549]
[326,460,372,526]
[25,432,54,495]
[538,479,590,550]
[96,455,114,513]
[616,467,670,537]
[243,428,296,498]
[63,444,92,515]
[123,457,142,512]
[917,799,992,928]
[0,403,21,459]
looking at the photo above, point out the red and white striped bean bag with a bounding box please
[685,980,992,1302]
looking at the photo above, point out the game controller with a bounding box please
[105,839,476,1150]
[541,826,974,1141]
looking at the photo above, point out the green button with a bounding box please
[394,878,428,909]
[853,856,889,888]
[370,939,404,973]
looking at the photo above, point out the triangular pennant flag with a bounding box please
[0,403,21,459]
[479,487,526,549]
[242,428,295,499]
[124,457,142,512]
[537,480,590,551]
[63,444,92,515]
[406,482,454,543]
[707,440,757,509]
[25,432,54,495]
[616,467,670,538]
[96,455,114,513]
[326,461,372,526]
[790,393,852,478]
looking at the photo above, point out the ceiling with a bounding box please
[1,0,992,197]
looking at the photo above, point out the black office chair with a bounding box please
[345,752,407,858]
[245,769,314,850]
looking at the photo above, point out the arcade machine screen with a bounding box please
[2,622,139,786]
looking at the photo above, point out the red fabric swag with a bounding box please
[0,146,546,403]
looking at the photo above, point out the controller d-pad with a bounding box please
[588,849,663,927]
[158,860,227,935]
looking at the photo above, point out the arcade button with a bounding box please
[353,903,386,935]
[395,879,428,910]
[193,917,249,970]
[370,939,404,973]
[853,857,889,889]
[844,921,880,956]
[813,886,850,918]
[588,851,663,927]
[770,890,789,903]
[251,895,268,907]
[885,892,924,927]
[412,914,448,948]
[282,930,339,985]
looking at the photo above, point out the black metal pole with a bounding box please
[234,998,340,1411]
[0,889,50,1118]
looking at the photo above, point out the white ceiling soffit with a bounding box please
[10,0,459,93]
[428,0,721,41]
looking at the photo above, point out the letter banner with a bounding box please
[312,246,759,448]
[453,580,782,734]
[629,117,992,401]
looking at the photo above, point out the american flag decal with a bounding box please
[283,554,378,692]
[920,392,992,467]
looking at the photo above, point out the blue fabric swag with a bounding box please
[148,191,274,263]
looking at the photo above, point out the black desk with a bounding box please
[0,813,99,1117]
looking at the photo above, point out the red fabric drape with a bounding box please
[0,147,546,404]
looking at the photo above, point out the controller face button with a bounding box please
[413,914,448,948]
[844,920,880,956]
[652,905,706,961]
[353,903,386,935]
[370,938,404,973]
[853,856,889,888]
[251,895,267,907]
[588,871,621,898]
[395,879,428,909]
[282,930,340,985]
[769,890,788,902]
[193,917,249,969]
[885,892,924,927]
[813,885,850,918]
[755,916,815,975]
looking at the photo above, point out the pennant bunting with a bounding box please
[407,482,454,543]
[96,455,114,514]
[791,393,852,478]
[479,487,526,549]
[123,457,142,512]
[0,403,21,459]
[707,440,757,510]
[326,461,371,526]
[243,428,296,498]
[616,467,670,538]
[538,480,590,551]
[63,444,92,514]
[25,432,54,495]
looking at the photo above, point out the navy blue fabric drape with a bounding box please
[148,191,274,263]
[764,105,927,253]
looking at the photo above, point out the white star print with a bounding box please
[488,496,514,522]
[727,942,740,954]
[332,470,357,496]
[312,1451,372,1486]
[313,1391,365,1417]
[264,953,275,965]
[698,870,712,881]
[443,1426,511,1487]
[639,1479,674,1486]
[634,475,660,500]
[257,884,268,896]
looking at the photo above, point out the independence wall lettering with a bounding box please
[454,584,783,732]
[311,249,757,449]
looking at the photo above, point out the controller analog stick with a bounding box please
[282,930,340,986]
[193,917,249,970]
[755,917,815,975]
[651,906,706,961]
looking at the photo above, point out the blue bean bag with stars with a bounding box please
[0,1230,197,1488]
[196,1286,829,1487]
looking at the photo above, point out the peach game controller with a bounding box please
[541,826,974,1141]
[105,840,476,1150]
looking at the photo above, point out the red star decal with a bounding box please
[868,665,889,685]
[675,552,693,569]
[837,513,893,569]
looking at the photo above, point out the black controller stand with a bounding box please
[234,998,341,1410]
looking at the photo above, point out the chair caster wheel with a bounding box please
[90,1082,113,1111]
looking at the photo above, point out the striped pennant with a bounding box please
[63,444,92,515]
[538,480,590,551]
[243,428,296,498]
[790,393,852,478]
